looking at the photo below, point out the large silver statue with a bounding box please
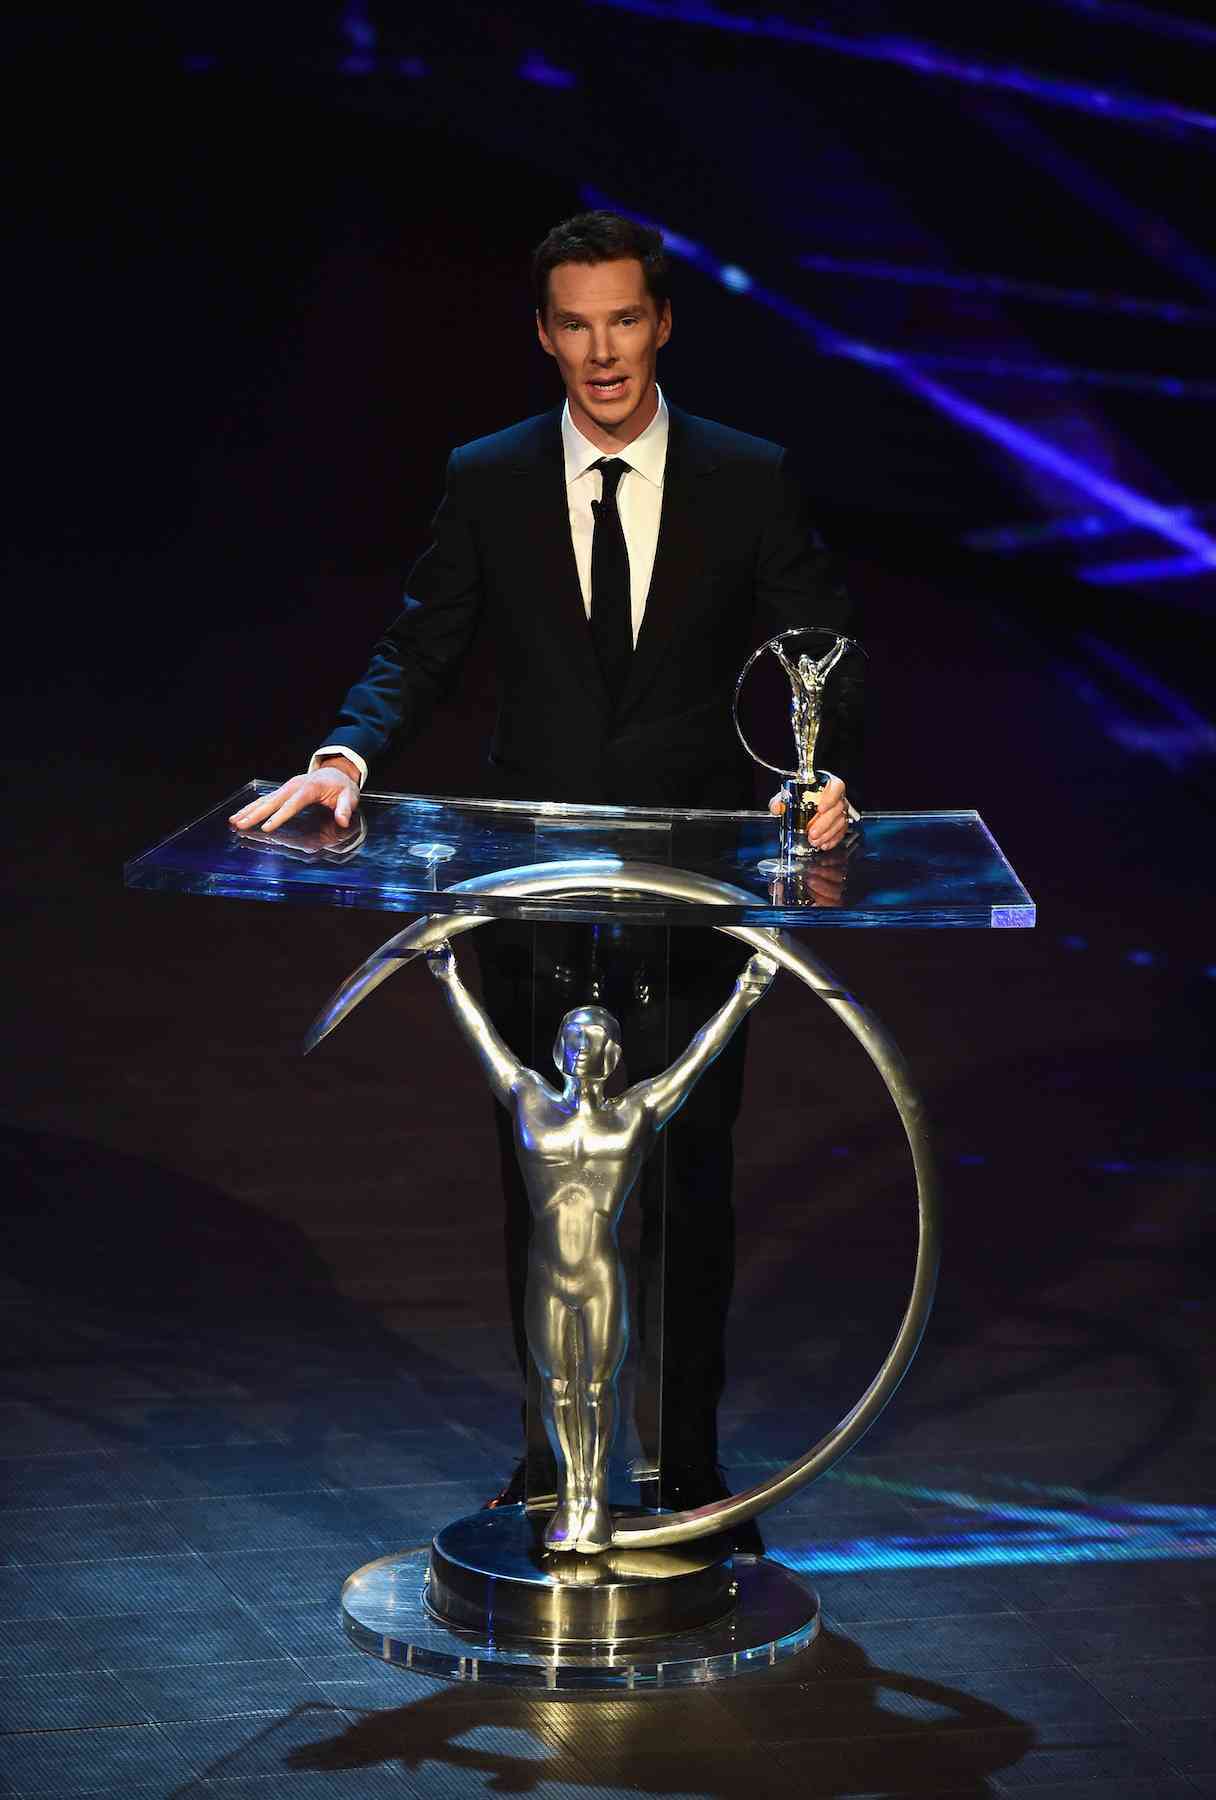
[425,939,778,1555]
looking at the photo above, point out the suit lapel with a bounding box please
[508,408,607,702]
[618,405,718,720]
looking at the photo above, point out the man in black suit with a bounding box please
[232,212,860,1537]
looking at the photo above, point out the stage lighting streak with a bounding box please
[772,1518,1215,1572]
[1044,0,1216,50]
[584,0,1216,138]
[1077,632,1212,729]
[1080,553,1216,584]
[1104,719,1216,762]
[987,106,1216,302]
[582,189,1216,570]
[764,1472,1216,1572]
[846,1473,1212,1526]
[520,52,577,87]
[1060,636,1216,767]
[795,254,1216,326]
[965,507,1216,552]
[893,372,1216,567]
[856,352,1216,399]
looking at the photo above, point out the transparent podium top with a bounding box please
[124,785,1034,929]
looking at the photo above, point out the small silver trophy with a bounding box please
[733,626,863,876]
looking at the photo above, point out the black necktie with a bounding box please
[590,458,632,708]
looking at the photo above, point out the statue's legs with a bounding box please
[572,1279,629,1552]
[525,1261,629,1554]
[524,1276,588,1550]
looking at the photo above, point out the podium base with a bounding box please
[341,1510,820,1692]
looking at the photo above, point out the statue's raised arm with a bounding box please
[425,941,530,1108]
[632,951,778,1131]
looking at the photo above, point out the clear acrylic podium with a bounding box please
[126,786,1034,1689]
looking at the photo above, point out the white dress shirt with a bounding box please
[314,389,671,788]
[561,388,669,648]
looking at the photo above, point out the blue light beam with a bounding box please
[1042,0,1216,51]
[765,1470,1216,1572]
[964,504,1216,553]
[582,189,1216,571]
[795,254,1216,327]
[1081,553,1216,585]
[584,0,1216,141]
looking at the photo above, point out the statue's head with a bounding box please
[553,1006,622,1083]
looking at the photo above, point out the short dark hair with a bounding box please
[532,211,670,317]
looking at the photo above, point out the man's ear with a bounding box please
[536,308,556,359]
[656,300,672,350]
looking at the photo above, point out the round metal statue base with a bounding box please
[430,1507,738,1641]
[341,1508,821,1692]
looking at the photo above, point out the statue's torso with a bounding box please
[513,1085,651,1281]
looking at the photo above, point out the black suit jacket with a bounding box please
[324,402,861,809]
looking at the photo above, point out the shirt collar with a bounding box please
[561,386,669,488]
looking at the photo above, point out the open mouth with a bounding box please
[587,377,628,400]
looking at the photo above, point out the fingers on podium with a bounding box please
[229,775,314,834]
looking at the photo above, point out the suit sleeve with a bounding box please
[754,450,864,805]
[320,447,484,772]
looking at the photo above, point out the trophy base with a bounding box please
[757,854,822,876]
[340,1511,821,1691]
[428,1506,736,1642]
[764,772,829,873]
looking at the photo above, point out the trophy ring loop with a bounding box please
[305,858,941,1550]
[732,627,864,780]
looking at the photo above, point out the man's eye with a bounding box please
[563,321,584,331]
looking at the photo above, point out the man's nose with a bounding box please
[589,335,617,364]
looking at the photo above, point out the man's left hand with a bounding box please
[768,775,851,851]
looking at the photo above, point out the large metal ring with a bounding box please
[305,859,941,1549]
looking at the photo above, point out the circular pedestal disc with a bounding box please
[341,1509,821,1691]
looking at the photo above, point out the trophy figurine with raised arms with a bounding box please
[733,626,864,875]
[425,938,776,1555]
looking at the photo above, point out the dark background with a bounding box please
[2,4,1215,1795]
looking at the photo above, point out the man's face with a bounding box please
[537,258,671,449]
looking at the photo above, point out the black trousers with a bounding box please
[474,922,749,1474]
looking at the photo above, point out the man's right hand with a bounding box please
[229,758,362,834]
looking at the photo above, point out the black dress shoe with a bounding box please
[483,1455,559,1510]
[483,1459,527,1509]
[659,1465,766,1557]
